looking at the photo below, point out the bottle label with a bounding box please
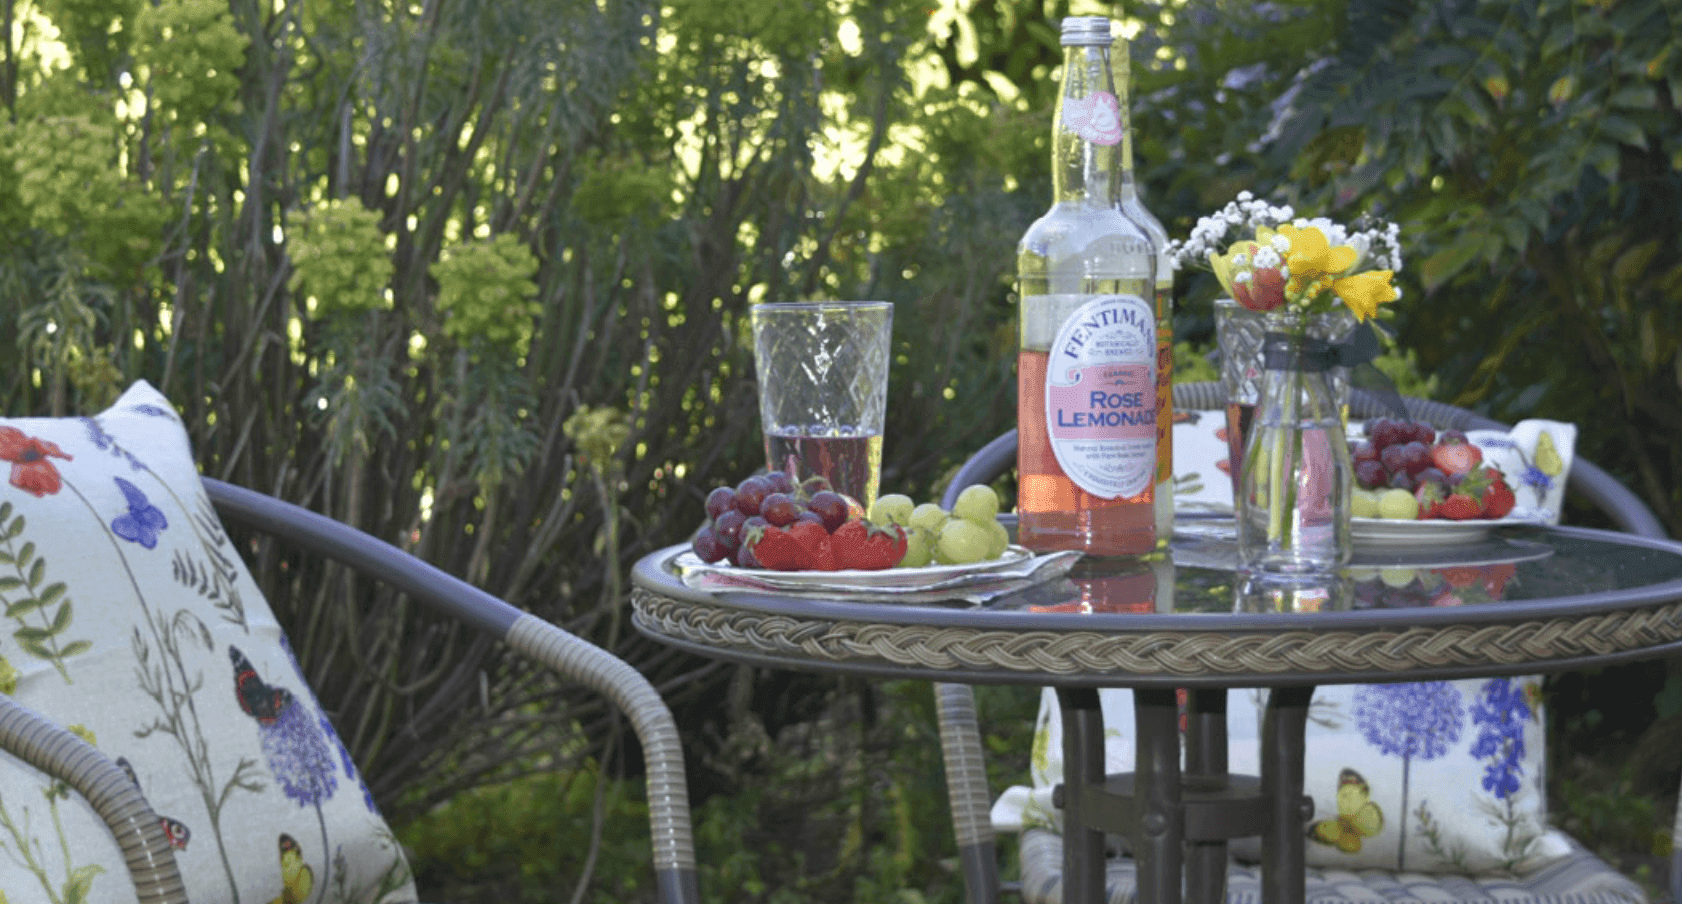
[1044,294,1157,499]
[1062,91,1123,146]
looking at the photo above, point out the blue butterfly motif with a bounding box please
[111,477,169,549]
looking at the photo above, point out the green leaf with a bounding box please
[27,557,44,589]
[18,636,55,660]
[17,542,33,569]
[1598,115,1648,149]
[1421,241,1481,293]
[3,516,22,540]
[0,502,11,522]
[14,626,54,641]
[0,575,21,592]
[49,600,72,634]
[38,582,66,606]
[59,639,92,657]
[65,863,105,904]
[1609,85,1657,110]
[5,597,46,618]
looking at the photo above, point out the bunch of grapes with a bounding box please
[1349,417,1511,521]
[690,471,859,567]
[867,485,1011,567]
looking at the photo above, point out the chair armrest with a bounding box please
[201,478,701,904]
[0,695,187,904]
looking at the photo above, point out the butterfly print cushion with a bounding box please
[0,381,417,904]
[999,680,1574,876]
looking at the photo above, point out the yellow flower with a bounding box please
[1280,224,1358,279]
[1333,270,1398,321]
[0,654,16,695]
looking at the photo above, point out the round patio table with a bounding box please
[630,521,1682,904]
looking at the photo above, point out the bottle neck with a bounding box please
[1052,43,1122,206]
[1114,37,1140,206]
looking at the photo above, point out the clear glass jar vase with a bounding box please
[1236,312,1355,576]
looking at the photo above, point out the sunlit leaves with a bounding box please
[431,233,541,357]
[133,0,249,126]
[286,198,394,318]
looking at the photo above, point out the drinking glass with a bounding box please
[750,301,893,508]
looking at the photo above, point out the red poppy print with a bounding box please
[0,426,73,497]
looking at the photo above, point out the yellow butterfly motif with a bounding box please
[268,833,314,904]
[1308,768,1384,853]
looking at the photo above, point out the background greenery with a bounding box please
[3,0,1679,900]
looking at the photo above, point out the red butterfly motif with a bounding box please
[116,756,191,850]
[230,645,294,725]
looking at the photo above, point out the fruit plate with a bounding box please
[1351,514,1547,547]
[674,545,1081,603]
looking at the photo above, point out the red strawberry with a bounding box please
[745,524,805,571]
[1437,492,1483,520]
[1429,434,1483,477]
[1481,471,1516,519]
[786,519,838,571]
[832,520,908,570]
[1414,479,1448,519]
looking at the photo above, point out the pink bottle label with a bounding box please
[1044,295,1157,499]
[1062,91,1123,146]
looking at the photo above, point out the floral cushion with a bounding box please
[994,677,1575,876]
[0,381,415,904]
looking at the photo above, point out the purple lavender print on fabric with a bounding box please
[1469,678,1530,800]
[1352,681,1464,870]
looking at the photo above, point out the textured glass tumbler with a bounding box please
[1216,299,1356,500]
[751,301,893,508]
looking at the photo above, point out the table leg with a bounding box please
[1058,687,1106,904]
[1134,688,1184,904]
[1184,689,1228,904]
[1261,686,1314,904]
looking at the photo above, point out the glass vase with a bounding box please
[1236,313,1354,576]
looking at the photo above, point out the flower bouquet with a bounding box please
[1169,193,1407,576]
[1168,191,1404,322]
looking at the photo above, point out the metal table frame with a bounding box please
[630,525,1682,904]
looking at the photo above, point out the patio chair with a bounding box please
[932,381,1670,904]
[0,381,698,904]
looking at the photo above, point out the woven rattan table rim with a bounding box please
[631,589,1682,678]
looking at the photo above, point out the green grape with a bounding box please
[1379,568,1418,588]
[937,519,990,565]
[983,519,1010,559]
[951,484,1000,525]
[909,503,948,533]
[898,527,935,568]
[868,494,915,527]
[1377,488,1418,520]
[1350,489,1379,519]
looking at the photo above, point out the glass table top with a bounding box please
[992,517,1682,617]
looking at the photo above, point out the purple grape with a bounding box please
[1355,459,1388,489]
[692,528,730,563]
[759,492,803,527]
[734,476,773,516]
[714,509,747,550]
[705,486,736,520]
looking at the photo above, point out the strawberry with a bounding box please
[745,523,805,571]
[1414,478,1448,519]
[1437,492,1483,520]
[1429,433,1483,477]
[1481,471,1516,519]
[832,520,908,570]
[786,519,838,571]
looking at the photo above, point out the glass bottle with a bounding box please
[1016,16,1158,556]
[1236,318,1355,575]
[1111,31,1176,546]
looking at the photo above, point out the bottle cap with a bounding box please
[1060,16,1111,45]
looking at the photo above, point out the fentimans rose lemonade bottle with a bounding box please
[1112,32,1176,546]
[1016,16,1158,556]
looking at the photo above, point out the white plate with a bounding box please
[674,544,1038,589]
[1351,515,1545,547]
